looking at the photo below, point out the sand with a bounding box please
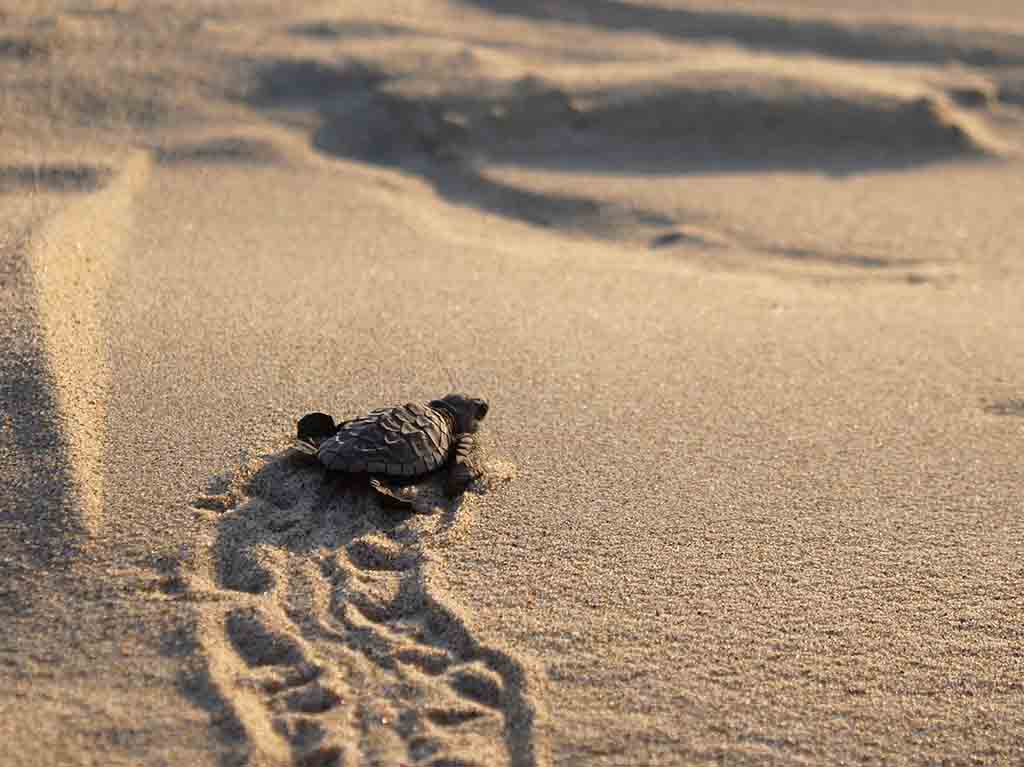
[1,1,1023,765]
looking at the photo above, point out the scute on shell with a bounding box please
[317,402,455,477]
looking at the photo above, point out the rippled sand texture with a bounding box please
[2,2,1023,766]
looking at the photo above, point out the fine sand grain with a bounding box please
[1,2,1023,766]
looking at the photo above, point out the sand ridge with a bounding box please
[456,0,1024,67]
[25,150,150,542]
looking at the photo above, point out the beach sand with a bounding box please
[1,1,1023,765]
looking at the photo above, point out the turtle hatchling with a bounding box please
[295,393,489,506]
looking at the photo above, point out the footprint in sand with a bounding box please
[180,443,533,767]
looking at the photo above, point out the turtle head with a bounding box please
[430,393,489,434]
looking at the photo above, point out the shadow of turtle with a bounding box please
[207,448,464,596]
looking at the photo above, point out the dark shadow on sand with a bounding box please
[153,137,283,167]
[0,236,91,623]
[0,164,113,194]
[455,0,1024,68]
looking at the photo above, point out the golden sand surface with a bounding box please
[1,2,1023,765]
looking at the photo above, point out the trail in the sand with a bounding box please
[183,448,542,767]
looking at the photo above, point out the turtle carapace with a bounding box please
[296,393,488,497]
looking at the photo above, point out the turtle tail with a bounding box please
[296,412,337,452]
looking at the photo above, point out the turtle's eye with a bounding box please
[474,400,489,419]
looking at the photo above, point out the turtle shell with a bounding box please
[317,402,455,477]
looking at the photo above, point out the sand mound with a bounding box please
[177,444,540,767]
[254,57,1002,169]
[239,52,1006,247]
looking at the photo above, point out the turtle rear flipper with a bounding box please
[296,412,337,453]
[370,478,419,511]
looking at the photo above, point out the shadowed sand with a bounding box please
[2,1,1024,766]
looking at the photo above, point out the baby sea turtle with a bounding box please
[295,393,489,506]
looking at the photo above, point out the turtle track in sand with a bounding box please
[182,446,540,767]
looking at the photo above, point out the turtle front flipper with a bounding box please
[296,412,337,454]
[446,433,481,496]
